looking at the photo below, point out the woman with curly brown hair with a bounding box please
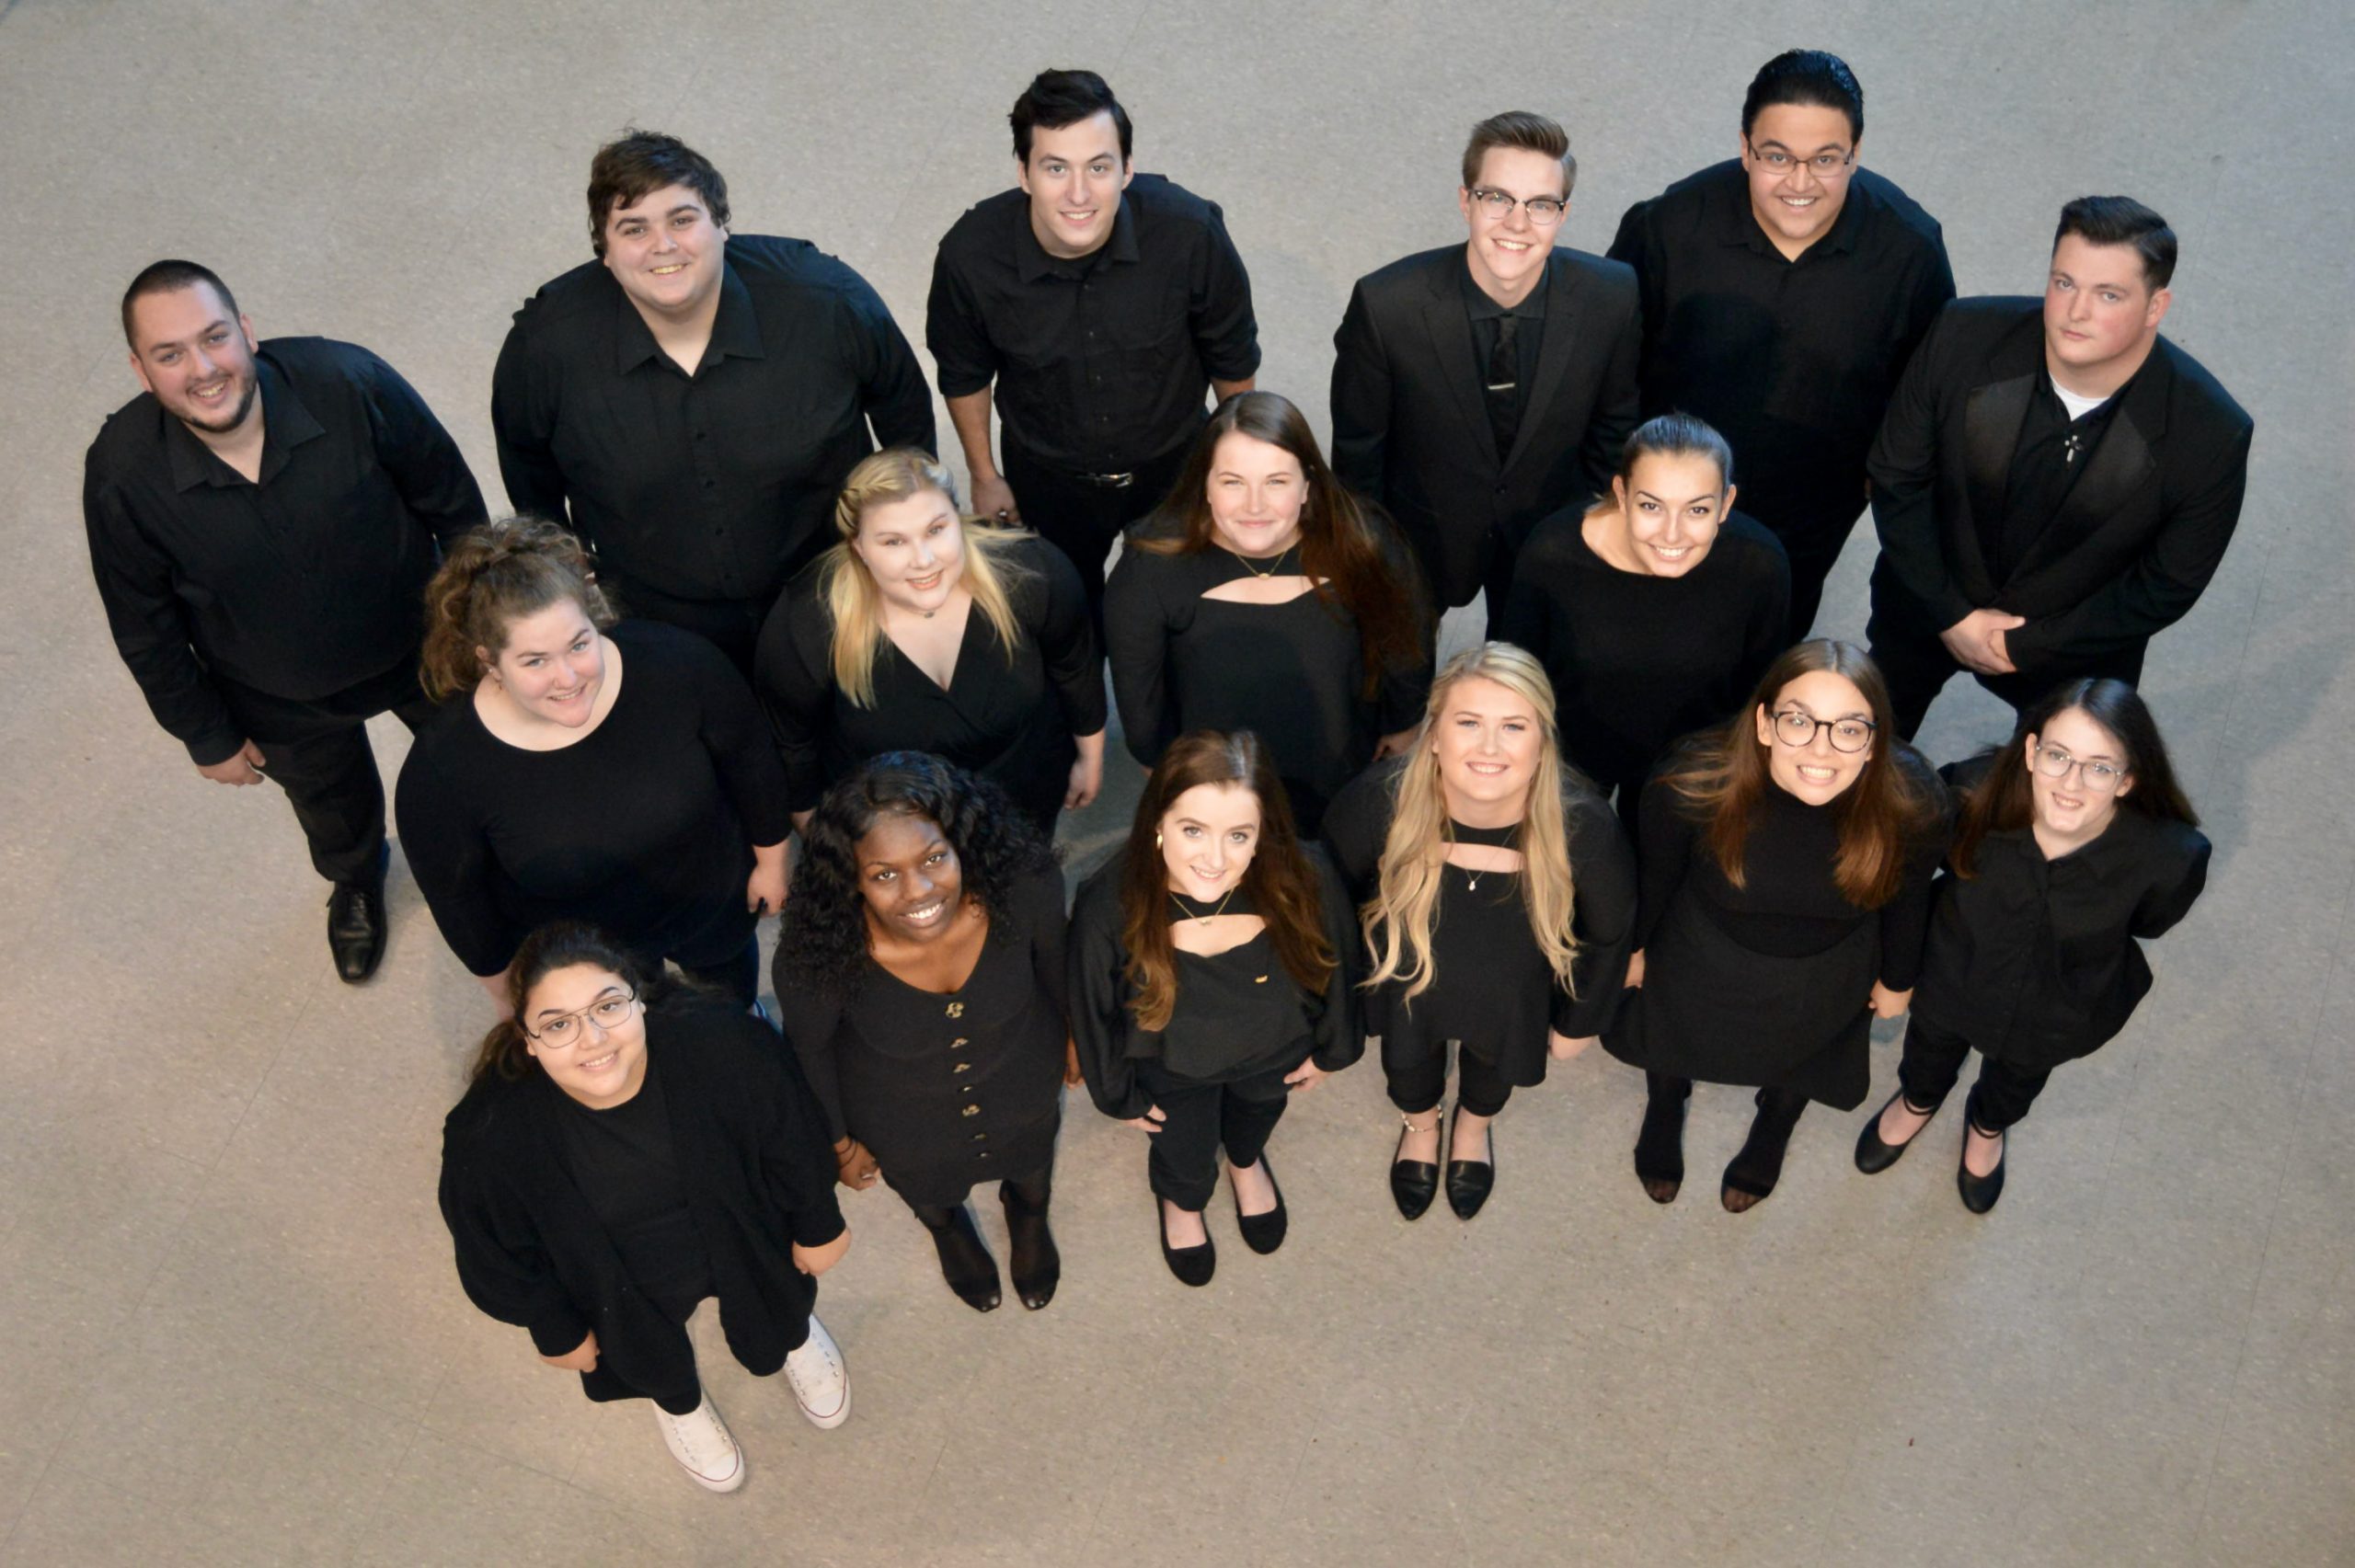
[771,753,1074,1313]
[396,517,789,1010]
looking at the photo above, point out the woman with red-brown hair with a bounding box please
[1603,640,1948,1213]
[1068,729,1361,1286]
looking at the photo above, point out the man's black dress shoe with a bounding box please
[327,881,387,983]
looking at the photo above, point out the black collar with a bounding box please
[612,257,764,376]
[1015,192,1141,282]
[164,355,325,492]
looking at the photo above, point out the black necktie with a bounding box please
[1485,313,1521,462]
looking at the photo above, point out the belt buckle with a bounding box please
[1083,471,1135,489]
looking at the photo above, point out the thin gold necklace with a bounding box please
[1170,886,1240,926]
[1220,540,1297,579]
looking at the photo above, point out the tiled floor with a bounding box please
[2,3,2349,1563]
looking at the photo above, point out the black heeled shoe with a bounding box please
[1957,1120,2007,1214]
[926,1205,1002,1312]
[1233,1157,1288,1254]
[1000,1186,1061,1310]
[1855,1090,1943,1174]
[1390,1109,1442,1220]
[1721,1089,1807,1214]
[1158,1199,1215,1287]
[1634,1092,1686,1205]
[1444,1110,1495,1220]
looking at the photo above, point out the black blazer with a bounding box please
[1330,246,1641,608]
[1867,297,2254,670]
[439,1001,846,1410]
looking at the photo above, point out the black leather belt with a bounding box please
[1073,471,1135,488]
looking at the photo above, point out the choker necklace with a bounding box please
[1221,542,1297,579]
[1170,886,1240,925]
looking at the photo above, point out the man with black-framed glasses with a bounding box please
[1607,50,1955,643]
[1331,109,1640,633]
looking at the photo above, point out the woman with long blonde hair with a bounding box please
[755,447,1105,838]
[1324,644,1636,1220]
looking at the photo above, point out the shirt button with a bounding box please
[950,1036,969,1048]
[952,1061,971,1074]
[702,478,717,489]
[961,1104,981,1117]
[694,429,708,441]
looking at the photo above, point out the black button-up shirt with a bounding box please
[926,173,1260,472]
[1606,160,1955,550]
[492,235,936,608]
[83,338,488,765]
[1989,375,2126,584]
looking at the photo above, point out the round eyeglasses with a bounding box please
[1772,709,1876,753]
[1745,143,1856,177]
[2031,745,2126,792]
[524,990,640,1047]
[1466,188,1568,227]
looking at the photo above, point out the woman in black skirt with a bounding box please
[1104,391,1430,835]
[1854,679,2210,1211]
[1499,413,1790,823]
[755,447,1106,840]
[772,753,1074,1312]
[1323,643,1636,1220]
[397,518,789,1009]
[1070,729,1361,1285]
[440,921,852,1494]
[1604,640,1947,1212]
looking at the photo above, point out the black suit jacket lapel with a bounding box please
[1959,374,2031,596]
[1502,255,1580,474]
[1418,263,1500,470]
[2010,352,2171,582]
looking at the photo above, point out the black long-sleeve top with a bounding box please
[1605,161,1954,549]
[1322,756,1638,1082]
[1067,849,1361,1118]
[754,533,1106,832]
[1915,760,2210,1070]
[83,338,488,764]
[1104,530,1433,828]
[772,864,1070,1205]
[492,236,936,607]
[440,1001,845,1409]
[926,175,1260,471]
[1500,509,1790,797]
[395,621,790,977]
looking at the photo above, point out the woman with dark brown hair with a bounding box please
[1104,391,1431,834]
[1068,729,1361,1285]
[1603,640,1948,1212]
[1854,679,2209,1211]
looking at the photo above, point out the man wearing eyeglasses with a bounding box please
[1330,110,1640,629]
[1607,50,1955,643]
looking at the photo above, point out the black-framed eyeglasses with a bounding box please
[2031,745,2127,792]
[1744,142,1855,177]
[523,990,640,1047]
[1466,188,1568,226]
[1771,708,1876,753]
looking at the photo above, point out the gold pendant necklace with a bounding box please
[1221,542,1295,579]
[1170,886,1240,926]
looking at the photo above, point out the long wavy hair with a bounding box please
[467,921,677,1084]
[1135,391,1426,699]
[420,517,619,700]
[1119,730,1335,1031]
[1951,678,2199,876]
[776,752,1058,998]
[820,448,1032,708]
[1364,644,1581,1001]
[1660,639,1939,910]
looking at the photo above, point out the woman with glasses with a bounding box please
[440,921,852,1495]
[1604,640,1947,1211]
[772,754,1074,1314]
[1854,680,2208,1211]
[755,448,1106,841]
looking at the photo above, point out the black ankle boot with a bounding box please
[1000,1185,1061,1310]
[1635,1082,1688,1205]
[924,1205,1002,1312]
[1722,1088,1807,1214]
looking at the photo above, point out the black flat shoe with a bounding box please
[1958,1121,2007,1214]
[1855,1090,1943,1175]
[1158,1200,1215,1287]
[1634,1093,1686,1205]
[927,1205,1002,1312]
[1233,1158,1288,1254]
[1444,1112,1495,1220]
[1000,1187,1060,1310]
[1389,1112,1442,1221]
[327,879,388,983]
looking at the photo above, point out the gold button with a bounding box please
[946,1001,965,1018]
[961,1104,980,1117]
[953,1062,971,1073]
[950,1036,970,1048]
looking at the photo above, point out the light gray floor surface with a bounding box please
[2,3,2349,1563]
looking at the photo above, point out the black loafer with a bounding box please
[1444,1114,1495,1220]
[1855,1090,1943,1175]
[1958,1123,2007,1214]
[1389,1117,1441,1221]
[1234,1159,1288,1254]
[1158,1202,1215,1287]
[327,880,387,983]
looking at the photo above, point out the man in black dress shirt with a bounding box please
[494,131,935,669]
[1607,50,1955,641]
[927,69,1260,613]
[84,261,488,981]
[1867,198,2253,738]
[1331,109,1640,626]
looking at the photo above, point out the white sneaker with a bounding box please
[653,1393,746,1493]
[782,1314,850,1429]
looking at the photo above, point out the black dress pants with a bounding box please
[1866,579,2147,740]
[1895,1016,2054,1133]
[1136,1062,1292,1212]
[224,663,438,888]
[1003,434,1194,636]
[1384,1039,1515,1119]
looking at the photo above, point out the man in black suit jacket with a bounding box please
[1330,110,1639,624]
[1867,197,2253,738]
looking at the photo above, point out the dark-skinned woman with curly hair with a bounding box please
[771,752,1074,1312]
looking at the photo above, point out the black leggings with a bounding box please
[1896,1017,2054,1133]
[1385,1040,1514,1118]
[903,1164,1053,1230]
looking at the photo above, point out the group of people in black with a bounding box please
[84,52,2246,1496]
